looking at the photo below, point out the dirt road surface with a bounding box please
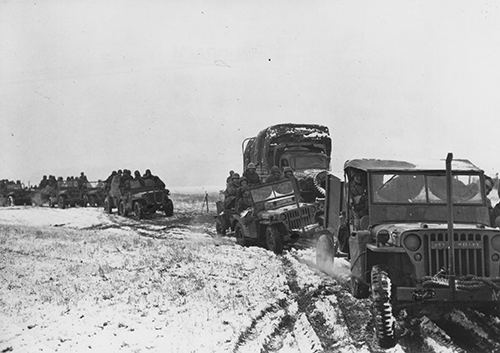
[1,194,500,352]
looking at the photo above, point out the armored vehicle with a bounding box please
[221,178,319,254]
[117,179,173,219]
[242,124,331,202]
[49,180,88,208]
[322,155,500,348]
[1,182,32,206]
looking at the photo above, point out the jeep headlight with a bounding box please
[491,235,500,252]
[403,233,422,251]
[376,229,390,245]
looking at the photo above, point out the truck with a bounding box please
[242,124,331,202]
[317,154,500,348]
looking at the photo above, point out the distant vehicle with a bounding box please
[0,182,32,206]
[317,155,500,348]
[242,123,332,202]
[217,179,319,254]
[86,181,105,207]
[115,179,173,219]
[49,181,88,209]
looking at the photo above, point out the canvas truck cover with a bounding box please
[244,124,331,170]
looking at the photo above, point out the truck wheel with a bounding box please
[265,225,284,255]
[316,230,337,273]
[164,199,174,217]
[134,202,143,220]
[351,277,369,299]
[104,198,112,214]
[235,223,249,247]
[371,265,396,348]
[58,196,66,209]
[8,196,15,207]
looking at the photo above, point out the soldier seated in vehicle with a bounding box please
[264,166,282,183]
[39,175,48,189]
[235,177,252,212]
[133,170,145,187]
[224,173,240,210]
[143,169,165,188]
[242,163,261,186]
[349,170,369,230]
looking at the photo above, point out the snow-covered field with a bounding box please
[2,194,500,353]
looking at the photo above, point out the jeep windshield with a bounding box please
[291,154,329,170]
[371,172,484,205]
[250,180,294,202]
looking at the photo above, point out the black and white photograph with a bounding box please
[2,1,500,352]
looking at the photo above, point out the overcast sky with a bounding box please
[1,0,499,188]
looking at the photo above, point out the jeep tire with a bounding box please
[164,199,174,217]
[371,265,396,348]
[265,225,284,255]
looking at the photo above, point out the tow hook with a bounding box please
[413,289,435,301]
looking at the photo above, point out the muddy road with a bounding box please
[1,197,500,352]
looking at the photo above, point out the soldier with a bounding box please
[236,177,252,212]
[226,170,235,184]
[78,172,88,189]
[349,171,368,229]
[143,169,165,188]
[109,170,123,211]
[243,163,261,186]
[265,166,282,183]
[133,170,145,186]
[224,173,240,210]
[39,175,48,189]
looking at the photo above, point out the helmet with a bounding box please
[240,176,248,185]
[283,167,293,173]
[270,166,281,174]
[247,163,256,170]
[232,173,241,179]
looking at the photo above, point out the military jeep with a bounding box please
[117,179,173,219]
[1,182,32,206]
[330,155,500,348]
[229,179,318,254]
[49,181,88,208]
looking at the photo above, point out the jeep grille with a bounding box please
[282,205,316,231]
[421,232,488,277]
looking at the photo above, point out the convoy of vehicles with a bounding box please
[4,123,500,349]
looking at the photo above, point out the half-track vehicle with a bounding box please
[0,182,32,206]
[319,155,500,348]
[218,178,319,254]
[49,180,88,208]
[242,124,331,202]
[115,179,173,219]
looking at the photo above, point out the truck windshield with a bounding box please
[372,173,484,205]
[291,155,329,170]
[250,180,294,202]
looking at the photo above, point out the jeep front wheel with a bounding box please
[371,265,396,348]
[164,199,174,217]
[265,225,284,255]
[134,202,143,220]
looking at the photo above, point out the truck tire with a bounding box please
[164,199,174,217]
[235,223,249,247]
[134,202,143,220]
[104,198,112,214]
[371,265,396,348]
[265,225,284,255]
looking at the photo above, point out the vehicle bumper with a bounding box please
[397,284,500,303]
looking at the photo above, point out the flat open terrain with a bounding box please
[2,194,500,353]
